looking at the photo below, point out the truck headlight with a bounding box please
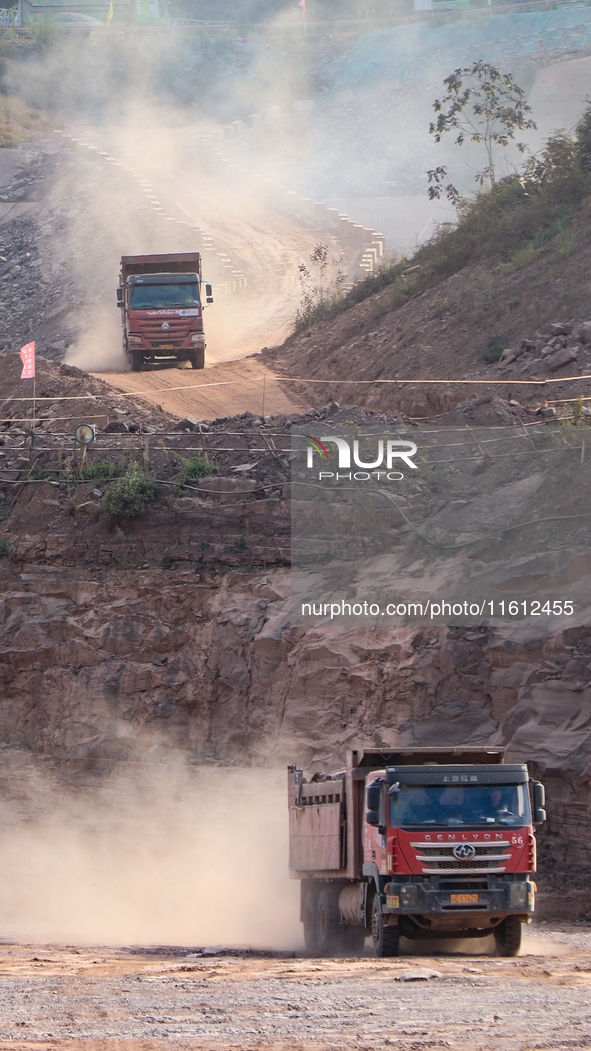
[127,336,142,344]
[190,334,205,343]
[509,882,528,909]
[400,885,419,909]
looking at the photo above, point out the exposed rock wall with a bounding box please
[1,556,590,907]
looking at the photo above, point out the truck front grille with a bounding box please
[411,841,511,875]
[136,318,194,347]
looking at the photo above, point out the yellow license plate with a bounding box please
[450,893,479,904]
[159,343,174,350]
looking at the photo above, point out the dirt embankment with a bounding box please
[264,233,591,418]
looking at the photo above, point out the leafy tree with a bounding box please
[295,242,345,331]
[427,61,536,201]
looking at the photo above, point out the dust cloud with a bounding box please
[0,763,301,948]
[65,310,126,372]
[7,26,327,370]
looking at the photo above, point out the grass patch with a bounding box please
[507,242,538,270]
[78,460,122,481]
[105,463,156,520]
[0,538,9,557]
[552,224,581,258]
[175,456,215,487]
[24,17,59,49]
[0,95,50,148]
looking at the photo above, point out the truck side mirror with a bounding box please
[366,781,382,827]
[116,288,123,307]
[533,781,546,824]
[205,283,213,304]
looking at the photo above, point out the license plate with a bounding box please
[159,344,174,350]
[450,893,479,904]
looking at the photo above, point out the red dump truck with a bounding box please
[288,747,546,958]
[117,253,213,372]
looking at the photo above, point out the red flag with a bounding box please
[20,341,35,379]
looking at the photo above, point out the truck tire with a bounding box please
[316,887,343,956]
[494,916,522,957]
[302,889,320,954]
[130,351,143,372]
[371,894,400,958]
[189,348,205,369]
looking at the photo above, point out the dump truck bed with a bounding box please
[288,748,507,880]
[120,253,202,280]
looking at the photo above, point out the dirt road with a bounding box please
[69,122,358,364]
[93,357,306,420]
[0,926,589,1050]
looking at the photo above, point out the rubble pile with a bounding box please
[498,320,591,379]
[0,149,75,357]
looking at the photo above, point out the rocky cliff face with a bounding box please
[1,552,590,912]
[1,385,590,916]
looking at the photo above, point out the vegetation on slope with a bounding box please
[294,103,591,334]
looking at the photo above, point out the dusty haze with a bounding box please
[0,762,301,948]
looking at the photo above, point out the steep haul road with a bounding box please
[93,357,306,420]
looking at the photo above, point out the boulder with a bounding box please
[545,347,578,372]
[550,323,572,336]
[573,324,591,346]
[104,420,129,433]
[173,417,200,432]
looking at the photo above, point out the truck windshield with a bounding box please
[389,783,530,828]
[129,283,200,309]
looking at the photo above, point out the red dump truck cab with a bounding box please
[288,748,546,959]
[117,253,213,372]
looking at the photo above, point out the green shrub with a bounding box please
[78,460,121,481]
[25,16,59,49]
[290,103,591,335]
[176,456,215,487]
[0,539,9,557]
[105,463,156,519]
[483,336,507,364]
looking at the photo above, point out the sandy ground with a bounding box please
[92,357,306,419]
[0,925,589,1050]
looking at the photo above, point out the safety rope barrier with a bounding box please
[3,371,591,403]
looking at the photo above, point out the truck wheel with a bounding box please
[130,351,143,372]
[316,887,343,956]
[371,895,400,958]
[494,916,522,957]
[342,926,366,955]
[303,890,319,954]
[189,348,205,369]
